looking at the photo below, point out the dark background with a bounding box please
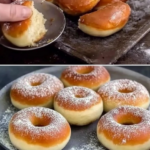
[1,31,150,64]
[0,66,150,150]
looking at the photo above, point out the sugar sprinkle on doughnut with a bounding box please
[98,79,149,103]
[10,107,67,139]
[11,73,64,98]
[98,106,150,144]
[55,86,101,110]
[62,66,109,81]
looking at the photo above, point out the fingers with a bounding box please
[0,3,32,22]
[0,0,11,3]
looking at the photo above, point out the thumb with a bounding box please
[0,3,32,22]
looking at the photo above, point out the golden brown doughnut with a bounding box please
[94,0,128,10]
[54,0,100,15]
[78,1,131,37]
[9,107,71,150]
[2,1,47,47]
[54,86,103,125]
[10,73,64,109]
[60,66,110,90]
[97,106,150,150]
[97,79,150,112]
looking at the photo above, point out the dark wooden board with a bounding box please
[53,0,150,64]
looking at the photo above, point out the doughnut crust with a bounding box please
[54,86,103,125]
[97,79,150,112]
[10,73,64,109]
[78,1,131,37]
[61,66,110,90]
[2,1,47,47]
[94,0,128,10]
[55,0,100,15]
[9,107,71,150]
[97,106,150,150]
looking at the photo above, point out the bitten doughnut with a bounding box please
[78,1,131,37]
[54,86,103,125]
[9,107,71,150]
[2,1,47,47]
[97,106,150,150]
[10,73,64,109]
[97,79,150,112]
[61,66,110,90]
[54,0,100,15]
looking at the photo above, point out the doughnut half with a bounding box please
[94,0,128,10]
[55,0,100,15]
[2,1,47,47]
[78,1,131,37]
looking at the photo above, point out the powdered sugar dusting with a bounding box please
[98,79,150,105]
[98,106,150,144]
[69,131,105,150]
[55,86,101,110]
[0,105,18,150]
[62,66,110,82]
[11,73,64,98]
[10,107,68,139]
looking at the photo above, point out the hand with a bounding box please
[0,0,32,22]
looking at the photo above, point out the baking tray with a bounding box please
[52,0,150,64]
[0,66,150,150]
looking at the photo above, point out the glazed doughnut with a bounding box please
[2,1,47,47]
[61,66,110,90]
[78,1,131,37]
[94,0,128,10]
[97,79,150,112]
[54,86,103,125]
[10,73,64,109]
[97,106,150,150]
[54,0,100,15]
[9,107,71,150]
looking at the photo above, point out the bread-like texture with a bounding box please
[55,0,100,16]
[78,1,131,37]
[2,1,47,47]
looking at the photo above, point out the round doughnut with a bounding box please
[9,107,71,150]
[78,1,131,37]
[2,1,47,47]
[97,79,150,112]
[10,73,64,109]
[94,0,128,10]
[61,66,110,90]
[54,0,100,15]
[54,86,103,125]
[97,105,150,150]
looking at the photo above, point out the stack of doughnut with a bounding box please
[52,0,131,37]
[8,66,150,150]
